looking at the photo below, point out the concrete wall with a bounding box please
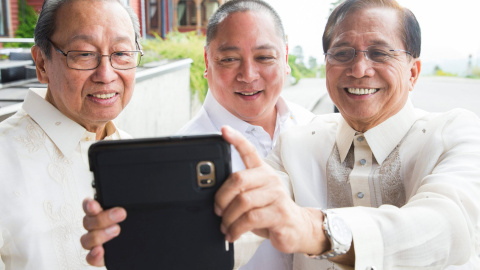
[114,59,193,138]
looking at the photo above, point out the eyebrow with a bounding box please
[216,44,279,52]
[331,39,392,48]
[69,35,133,44]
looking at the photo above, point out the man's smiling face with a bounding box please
[325,7,421,132]
[204,10,290,126]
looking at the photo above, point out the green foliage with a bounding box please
[468,66,480,79]
[3,0,37,48]
[433,65,457,77]
[288,54,320,84]
[141,31,208,102]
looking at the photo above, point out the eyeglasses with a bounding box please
[47,38,143,70]
[324,45,412,65]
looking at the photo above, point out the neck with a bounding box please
[247,106,277,139]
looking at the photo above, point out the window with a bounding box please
[0,0,9,36]
[177,0,219,27]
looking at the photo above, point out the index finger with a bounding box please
[221,125,263,169]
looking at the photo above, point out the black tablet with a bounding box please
[88,134,234,270]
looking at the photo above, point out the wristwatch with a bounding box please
[308,209,352,260]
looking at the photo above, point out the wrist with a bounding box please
[302,208,330,255]
[306,209,352,260]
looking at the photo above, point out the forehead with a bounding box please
[53,0,135,44]
[330,7,402,48]
[210,11,284,49]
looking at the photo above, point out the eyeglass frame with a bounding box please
[47,38,144,70]
[324,45,412,65]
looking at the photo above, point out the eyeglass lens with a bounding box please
[66,51,141,70]
[326,46,404,64]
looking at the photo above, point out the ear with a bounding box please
[408,58,421,92]
[285,44,291,75]
[203,46,209,78]
[31,45,49,84]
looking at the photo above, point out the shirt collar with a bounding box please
[204,90,293,133]
[336,99,417,165]
[23,88,119,157]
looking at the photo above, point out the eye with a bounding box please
[331,48,353,62]
[257,56,275,62]
[69,51,97,62]
[220,57,239,64]
[368,48,391,62]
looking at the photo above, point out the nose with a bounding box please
[92,55,118,83]
[346,51,375,78]
[236,59,259,83]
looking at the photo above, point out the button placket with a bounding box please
[349,134,373,206]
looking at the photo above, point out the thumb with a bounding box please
[221,125,263,169]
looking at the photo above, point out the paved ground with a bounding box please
[283,76,480,117]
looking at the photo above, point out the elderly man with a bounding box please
[82,0,313,269]
[215,0,480,269]
[0,0,141,269]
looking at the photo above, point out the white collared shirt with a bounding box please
[266,100,480,269]
[178,91,315,171]
[0,89,130,270]
[177,90,315,270]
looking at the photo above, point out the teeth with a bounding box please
[347,88,378,95]
[239,91,260,96]
[92,93,116,99]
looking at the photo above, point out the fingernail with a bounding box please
[105,225,120,236]
[220,223,226,234]
[214,204,222,216]
[225,234,232,243]
[109,208,125,222]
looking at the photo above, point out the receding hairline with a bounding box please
[206,9,286,51]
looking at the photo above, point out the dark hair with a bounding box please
[34,0,141,59]
[206,0,286,48]
[322,0,421,58]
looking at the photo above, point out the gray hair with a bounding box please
[206,0,286,48]
[323,0,421,58]
[34,0,141,59]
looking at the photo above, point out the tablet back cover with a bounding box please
[88,135,234,270]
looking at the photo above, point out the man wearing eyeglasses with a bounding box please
[210,0,480,269]
[0,0,141,269]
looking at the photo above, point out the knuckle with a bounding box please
[244,209,261,224]
[230,172,245,187]
[83,216,95,230]
[237,193,252,208]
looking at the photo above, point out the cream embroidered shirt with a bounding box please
[178,91,315,270]
[0,89,131,270]
[266,100,480,269]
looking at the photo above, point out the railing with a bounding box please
[0,38,34,43]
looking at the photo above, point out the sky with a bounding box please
[264,0,480,75]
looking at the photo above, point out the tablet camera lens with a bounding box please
[199,164,211,175]
[197,161,216,188]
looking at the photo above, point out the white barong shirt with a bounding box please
[266,100,480,269]
[0,88,130,270]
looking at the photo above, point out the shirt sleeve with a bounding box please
[334,110,480,269]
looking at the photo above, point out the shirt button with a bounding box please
[360,159,367,166]
[357,136,364,142]
[357,192,364,199]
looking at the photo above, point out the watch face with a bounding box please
[329,216,352,245]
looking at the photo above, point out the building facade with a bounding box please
[1,0,224,39]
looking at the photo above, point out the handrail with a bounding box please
[0,38,34,43]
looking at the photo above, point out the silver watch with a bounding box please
[308,209,352,260]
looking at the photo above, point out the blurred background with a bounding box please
[1,0,479,137]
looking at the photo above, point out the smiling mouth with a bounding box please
[236,90,262,96]
[346,88,379,95]
[89,93,117,99]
